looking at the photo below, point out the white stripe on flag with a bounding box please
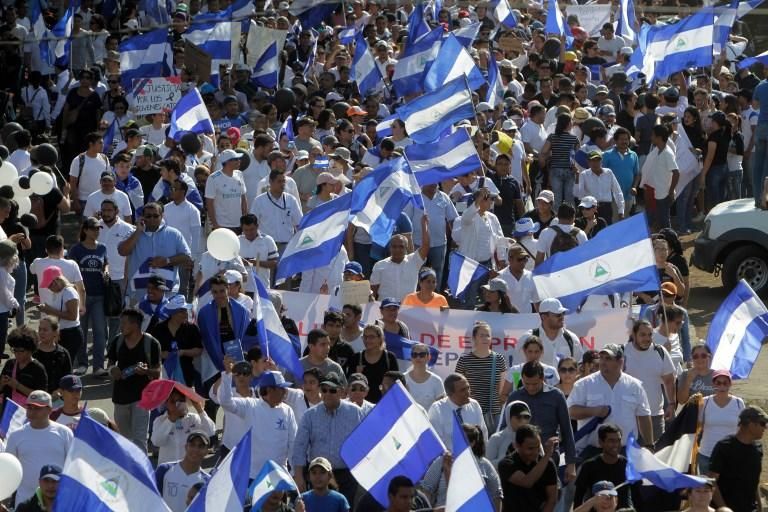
[445,447,486,506]
[202,451,240,510]
[457,257,482,295]
[350,403,432,490]
[351,172,407,231]
[645,23,714,63]
[655,433,696,473]
[250,466,294,505]
[408,139,476,173]
[281,209,350,258]
[405,87,471,135]
[710,296,768,371]
[531,238,654,299]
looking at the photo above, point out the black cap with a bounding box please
[147,275,169,291]
[320,371,344,389]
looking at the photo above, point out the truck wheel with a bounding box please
[722,245,768,294]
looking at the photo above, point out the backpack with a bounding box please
[533,327,574,356]
[550,225,580,255]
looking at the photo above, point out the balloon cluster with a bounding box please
[0,154,55,228]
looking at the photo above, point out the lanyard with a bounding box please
[267,193,287,211]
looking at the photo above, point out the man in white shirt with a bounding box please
[250,170,304,256]
[5,390,73,508]
[622,320,677,444]
[597,23,625,64]
[30,235,85,306]
[83,171,132,222]
[575,150,625,224]
[428,374,488,450]
[517,298,583,367]
[370,216,430,301]
[497,244,538,313]
[567,344,653,459]
[242,134,273,210]
[238,214,279,294]
[535,203,589,264]
[205,149,248,232]
[98,199,135,340]
[155,431,211,512]
[7,129,32,172]
[641,124,679,230]
[68,132,111,214]
[520,104,548,155]
[406,184,458,288]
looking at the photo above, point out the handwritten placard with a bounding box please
[131,77,182,115]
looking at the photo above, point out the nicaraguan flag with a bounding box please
[252,40,280,89]
[162,342,186,383]
[53,413,171,512]
[132,258,176,292]
[404,129,482,186]
[531,214,659,311]
[351,34,384,98]
[451,21,482,49]
[397,76,474,144]
[447,252,490,299]
[617,0,637,42]
[340,382,445,507]
[738,0,764,18]
[278,115,295,143]
[485,55,505,109]
[276,193,352,279]
[52,0,78,68]
[384,331,440,366]
[288,0,339,28]
[102,119,117,157]
[407,3,431,44]
[187,431,251,512]
[392,26,443,98]
[713,0,739,55]
[169,88,215,140]
[350,157,424,247]
[625,433,709,492]
[182,18,233,86]
[119,29,174,92]
[707,280,768,379]
[247,460,298,510]
[339,26,357,44]
[0,398,26,438]
[493,0,517,28]
[445,411,495,512]
[545,0,573,44]
[424,34,486,93]
[376,114,398,139]
[30,0,51,66]
[739,49,768,69]
[304,30,318,77]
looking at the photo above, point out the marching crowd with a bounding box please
[0,0,767,510]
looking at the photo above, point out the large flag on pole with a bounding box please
[447,252,490,299]
[445,412,495,511]
[625,433,709,492]
[186,430,251,512]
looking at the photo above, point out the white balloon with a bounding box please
[0,161,18,187]
[17,196,31,216]
[11,176,32,198]
[0,452,23,500]
[207,228,240,261]
[30,171,54,195]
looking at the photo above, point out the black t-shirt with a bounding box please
[345,350,399,403]
[2,221,29,258]
[1,358,48,402]
[130,164,161,203]
[573,454,633,508]
[33,346,72,393]
[575,216,608,239]
[707,128,732,166]
[149,320,203,387]
[218,306,236,344]
[107,333,161,405]
[302,338,356,369]
[498,451,558,512]
[29,187,64,237]
[523,209,555,237]
[668,253,689,278]
[491,174,522,226]
[709,434,763,512]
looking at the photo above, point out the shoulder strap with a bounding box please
[551,225,565,235]
[143,334,152,364]
[562,331,574,356]
[654,344,665,360]
[155,463,172,494]
[532,328,540,337]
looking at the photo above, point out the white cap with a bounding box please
[476,102,493,113]
[539,298,568,314]
[620,46,634,56]
[219,149,242,164]
[579,195,598,208]
[224,269,243,284]
[502,119,518,131]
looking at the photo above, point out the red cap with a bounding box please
[712,369,732,382]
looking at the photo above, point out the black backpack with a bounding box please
[550,225,580,255]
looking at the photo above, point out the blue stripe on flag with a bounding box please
[397,75,474,144]
[404,129,482,186]
[186,430,250,512]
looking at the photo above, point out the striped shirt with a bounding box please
[292,401,365,469]
[455,351,508,416]
[547,132,579,169]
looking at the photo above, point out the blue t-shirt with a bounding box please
[602,147,640,198]
[299,490,350,512]
[67,242,108,296]
[755,79,768,124]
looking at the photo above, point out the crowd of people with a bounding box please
[0,0,767,510]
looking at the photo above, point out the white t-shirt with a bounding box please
[159,462,210,512]
[652,330,684,375]
[83,189,133,218]
[505,362,559,388]
[536,222,589,259]
[622,342,676,416]
[44,286,80,329]
[139,123,168,146]
[238,233,279,291]
[370,251,426,301]
[5,422,73,507]
[31,257,83,307]
[516,326,584,368]
[164,200,202,256]
[98,219,135,280]
[404,370,446,411]
[520,120,548,153]
[641,145,678,200]
[699,395,745,457]
[497,268,537,313]
[205,170,247,228]
[69,153,112,200]
[241,159,270,210]
[249,192,303,244]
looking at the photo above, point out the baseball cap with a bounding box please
[87,407,111,427]
[136,144,155,158]
[537,190,555,204]
[344,261,364,275]
[476,102,493,113]
[592,480,618,497]
[507,400,532,419]
[513,218,539,238]
[501,119,518,131]
[599,343,624,359]
[40,265,64,289]
[346,105,368,117]
[661,282,678,296]
[27,390,53,408]
[595,85,609,95]
[296,150,309,161]
[232,361,252,374]
[39,464,62,481]
[309,456,333,472]
[587,150,603,160]
[59,374,83,391]
[199,83,216,95]
[316,172,340,185]
[712,369,732,382]
[326,91,344,102]
[348,373,370,389]
[165,293,193,313]
[147,275,169,291]
[620,46,634,56]
[258,371,293,388]
[663,86,680,100]
[579,195,598,208]
[187,430,211,445]
[83,217,102,231]
[100,171,115,181]
[219,149,243,164]
[739,405,768,424]
[598,105,616,117]
[539,298,568,314]
[320,371,345,389]
[224,269,243,284]
[381,297,401,309]
[481,278,508,294]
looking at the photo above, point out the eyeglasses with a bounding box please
[760,421,768,427]
[559,366,578,373]
[349,385,367,392]
[320,386,339,394]
[412,352,429,358]
[692,353,710,360]
[143,214,160,219]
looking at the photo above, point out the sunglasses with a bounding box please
[108,80,118,84]
[234,371,251,376]
[320,387,339,394]
[559,366,578,373]
[349,385,367,392]
[412,352,429,358]
[143,214,160,219]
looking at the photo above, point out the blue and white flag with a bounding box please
[452,21,482,49]
[617,0,637,42]
[30,0,50,66]
[247,460,298,511]
[53,413,171,512]
[493,0,517,28]
[183,18,233,86]
[52,0,78,68]
[447,252,490,300]
[707,280,768,379]
[739,49,768,69]
[339,26,358,44]
[251,276,304,381]
[713,0,739,55]
[276,193,352,279]
[139,0,171,26]
[304,29,319,77]
[392,26,443,98]
[187,430,251,512]
[352,34,384,98]
[737,0,764,18]
[0,398,25,438]
[278,115,295,143]
[132,258,176,291]
[288,0,339,28]
[625,433,709,492]
[397,76,474,144]
[384,331,440,366]
[424,34,486,93]
[404,129,482,186]
[350,157,424,247]
[545,0,572,40]
[252,40,280,89]
[341,382,445,507]
[376,114,398,139]
[486,55,505,109]
[169,88,215,140]
[445,412,495,512]
[119,29,174,91]
[407,3,431,44]
[162,342,186,383]
[102,119,117,157]
[532,214,659,311]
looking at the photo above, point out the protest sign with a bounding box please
[246,25,288,69]
[341,280,373,306]
[281,291,630,378]
[131,77,182,115]
[566,4,612,36]
[184,40,213,83]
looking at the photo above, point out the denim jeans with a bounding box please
[549,167,574,209]
[425,245,447,290]
[753,123,768,207]
[353,242,373,278]
[113,401,150,451]
[78,295,107,370]
[675,180,697,232]
[705,163,729,209]
[11,260,26,327]
[727,169,743,201]
[655,195,672,230]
